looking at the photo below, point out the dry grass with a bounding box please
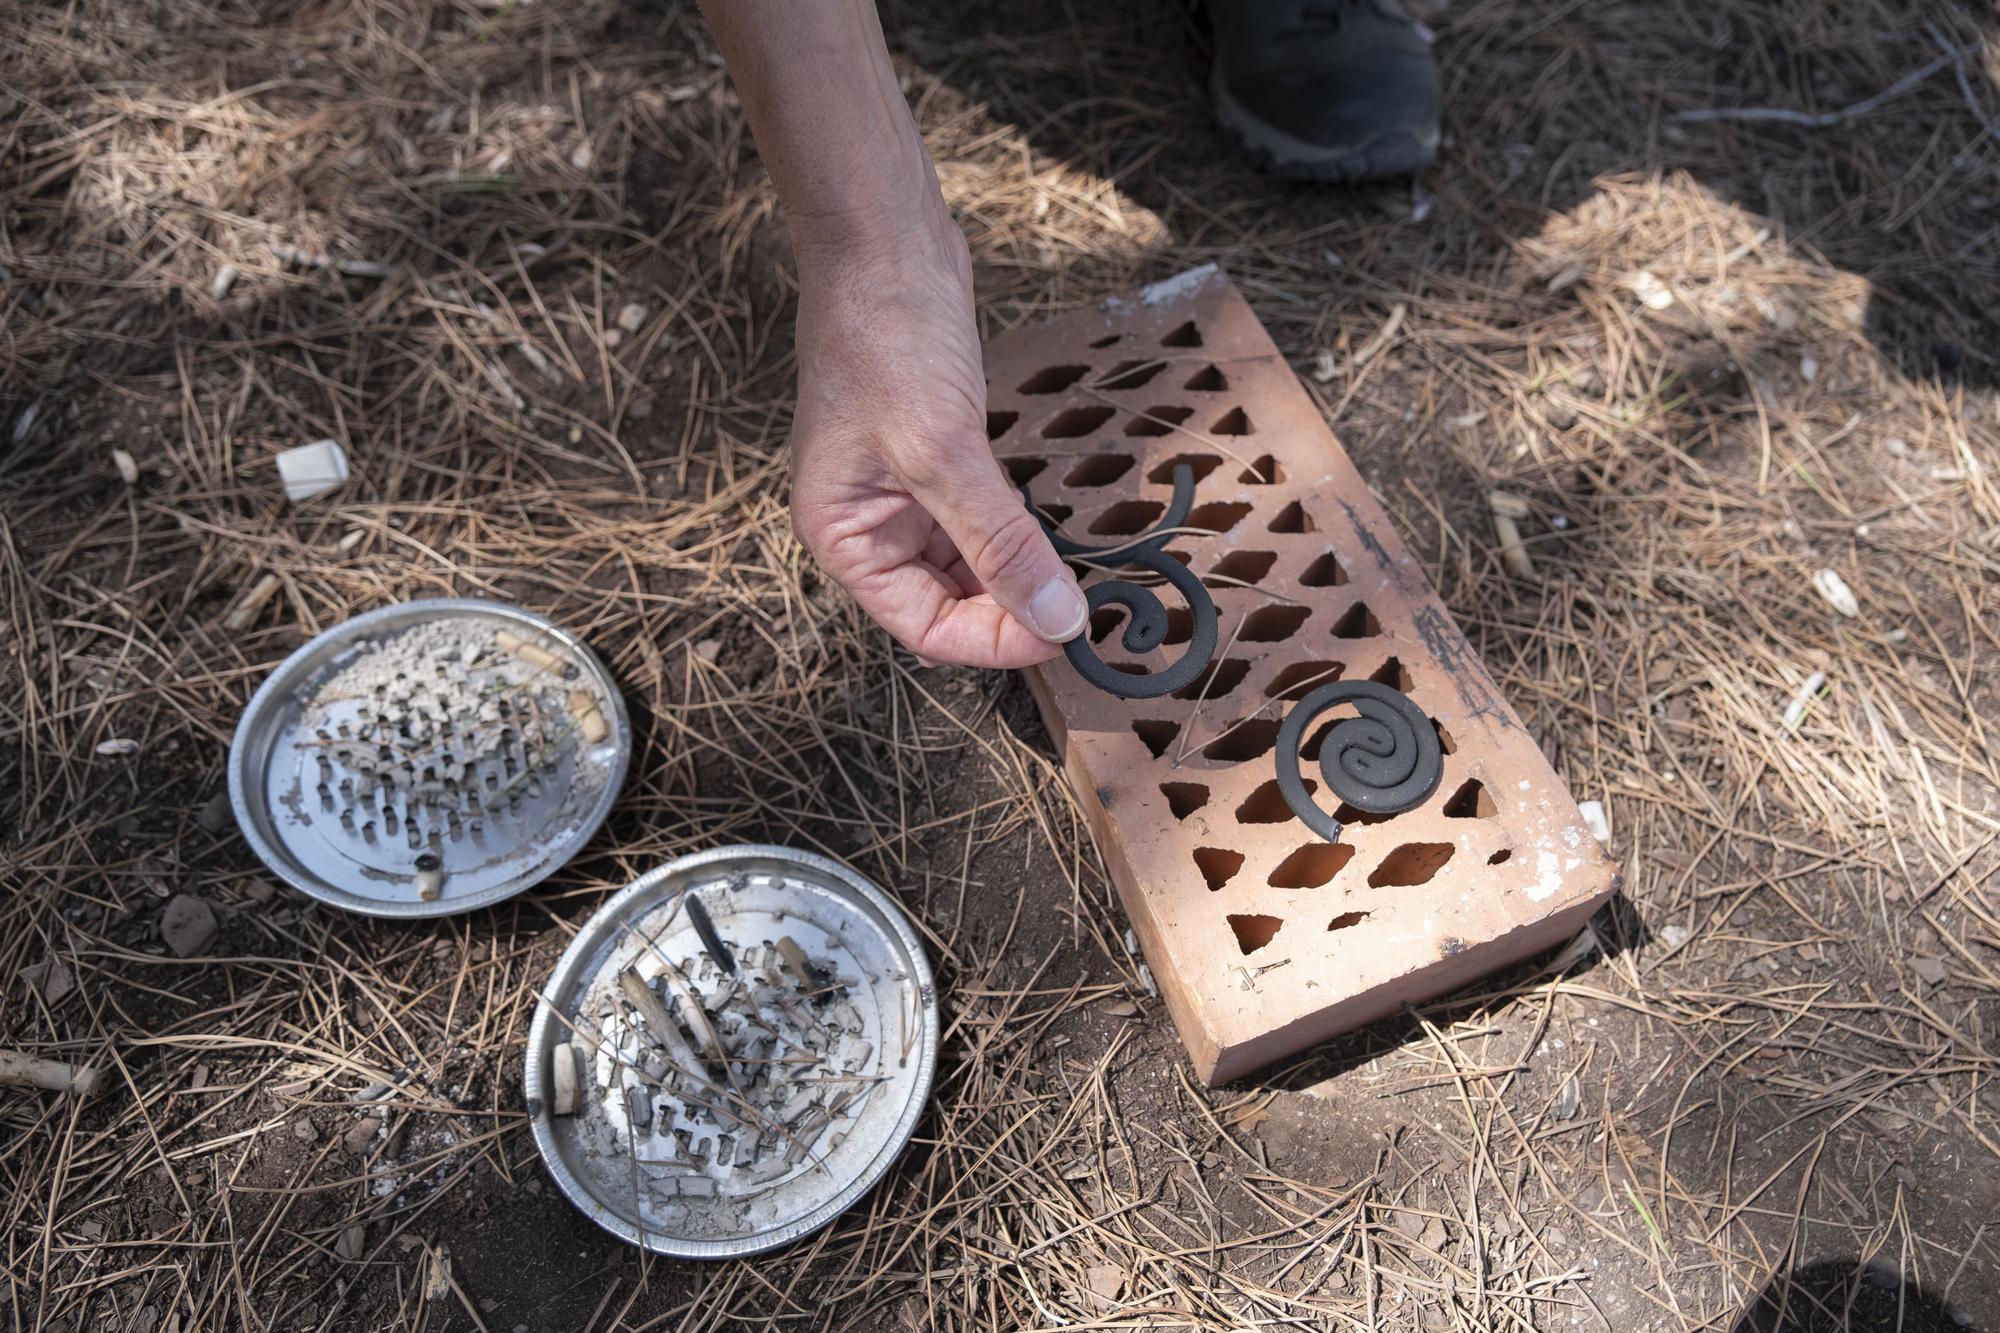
[3,0,1997,1329]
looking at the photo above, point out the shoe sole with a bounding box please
[1210,67,1438,183]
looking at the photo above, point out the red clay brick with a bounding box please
[985,267,1623,1084]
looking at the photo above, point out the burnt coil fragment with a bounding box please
[1275,680,1443,842]
[1024,462,1219,701]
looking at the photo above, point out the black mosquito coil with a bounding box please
[1024,462,1219,701]
[1274,680,1444,842]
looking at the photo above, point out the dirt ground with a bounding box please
[4,0,1998,1329]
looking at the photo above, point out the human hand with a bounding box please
[787,214,1087,668]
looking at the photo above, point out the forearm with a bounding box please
[699,0,952,279]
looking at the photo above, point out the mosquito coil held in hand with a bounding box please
[1024,462,1220,701]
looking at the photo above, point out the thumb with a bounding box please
[904,441,1088,644]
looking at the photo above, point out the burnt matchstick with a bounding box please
[684,892,735,975]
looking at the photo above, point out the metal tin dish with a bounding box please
[524,845,939,1258]
[228,599,629,918]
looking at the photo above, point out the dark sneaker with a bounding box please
[1206,0,1440,182]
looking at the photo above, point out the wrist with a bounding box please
[789,170,965,292]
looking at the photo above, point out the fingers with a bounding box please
[899,439,1087,647]
[844,560,1064,668]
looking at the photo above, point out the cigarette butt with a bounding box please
[1491,511,1536,579]
[776,937,815,985]
[551,1042,580,1115]
[617,970,707,1078]
[568,691,609,744]
[413,852,444,900]
[494,629,571,676]
[0,1049,101,1098]
[224,573,283,632]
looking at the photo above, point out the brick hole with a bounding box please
[1195,848,1245,890]
[1106,662,1149,678]
[1444,779,1497,818]
[1328,909,1369,931]
[1160,782,1209,819]
[1089,333,1123,349]
[1235,777,1310,824]
[1488,848,1512,865]
[1003,456,1047,485]
[1330,801,1399,827]
[1369,843,1456,887]
[1268,500,1316,534]
[1043,406,1116,438]
[1034,502,1073,526]
[1019,364,1089,394]
[1241,604,1310,642]
[1239,453,1283,484]
[1173,656,1250,701]
[1267,842,1356,888]
[1185,365,1228,392]
[1300,551,1348,587]
[1096,359,1169,390]
[1161,319,1203,348]
[1161,607,1193,645]
[1210,407,1253,435]
[1064,454,1136,487]
[987,410,1020,441]
[1211,550,1277,585]
[1090,606,1125,643]
[1435,722,1456,754]
[1147,451,1223,482]
[1089,499,1166,535]
[1186,500,1253,534]
[1202,719,1279,762]
[1370,657,1414,691]
[1126,406,1195,437]
[1132,719,1180,758]
[1227,913,1283,954]
[1266,660,1344,700]
[1332,602,1381,638]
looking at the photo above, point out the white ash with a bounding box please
[558,905,904,1240]
[291,616,611,859]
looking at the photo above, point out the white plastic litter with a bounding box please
[1812,568,1859,617]
[277,439,350,502]
[1781,671,1829,730]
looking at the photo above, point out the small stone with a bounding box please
[211,264,240,299]
[293,1118,317,1141]
[111,448,139,484]
[1910,955,1948,986]
[160,895,218,957]
[343,1118,380,1155]
[616,302,647,333]
[197,791,233,835]
[693,639,720,662]
[334,1224,365,1261]
[1085,1263,1123,1309]
[21,955,75,1004]
[1553,1075,1580,1120]
[1394,1210,1425,1239]
[1103,1000,1140,1018]
[1657,923,1690,950]
[1418,1215,1448,1250]
[243,878,276,904]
